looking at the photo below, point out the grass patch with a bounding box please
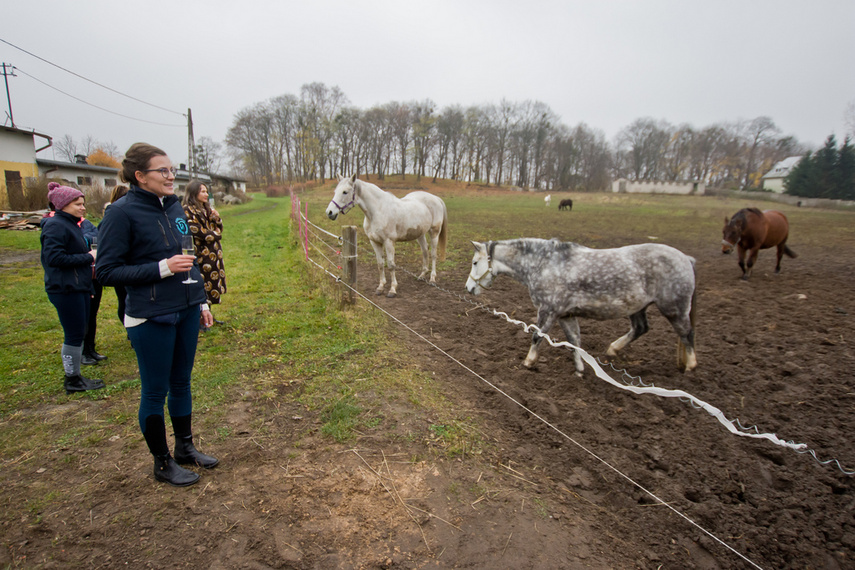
[0,191,470,466]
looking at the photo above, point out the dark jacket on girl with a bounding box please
[40,210,94,294]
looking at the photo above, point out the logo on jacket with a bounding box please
[175,218,189,234]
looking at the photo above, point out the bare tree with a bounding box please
[79,135,97,157]
[742,116,780,189]
[54,134,77,162]
[101,141,121,160]
[300,82,349,182]
[411,100,436,180]
[388,102,411,178]
[615,118,672,180]
[194,136,223,175]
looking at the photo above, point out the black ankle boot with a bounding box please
[82,375,105,391]
[84,349,108,362]
[64,374,86,394]
[153,454,200,487]
[64,374,105,394]
[174,435,219,469]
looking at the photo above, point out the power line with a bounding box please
[0,37,184,117]
[15,67,185,127]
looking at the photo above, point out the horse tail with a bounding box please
[784,244,797,258]
[437,203,448,261]
[690,260,697,333]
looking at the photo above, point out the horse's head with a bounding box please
[721,215,740,254]
[326,174,358,220]
[465,241,494,295]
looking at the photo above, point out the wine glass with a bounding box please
[89,235,97,278]
[181,234,198,284]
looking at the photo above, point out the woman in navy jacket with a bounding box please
[97,143,216,487]
[40,182,105,395]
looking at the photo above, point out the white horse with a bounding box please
[326,174,448,297]
[544,194,552,207]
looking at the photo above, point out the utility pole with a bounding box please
[1,63,15,128]
[186,108,196,177]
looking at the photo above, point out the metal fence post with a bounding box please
[342,226,357,304]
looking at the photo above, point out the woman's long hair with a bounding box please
[110,184,129,203]
[183,180,212,217]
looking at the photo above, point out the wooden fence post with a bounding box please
[341,226,357,304]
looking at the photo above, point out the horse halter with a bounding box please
[330,183,357,215]
[721,238,736,248]
[469,256,495,289]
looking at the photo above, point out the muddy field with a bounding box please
[355,206,855,569]
[2,191,854,569]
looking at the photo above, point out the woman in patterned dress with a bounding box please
[183,180,227,324]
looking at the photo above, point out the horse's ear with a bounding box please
[471,241,484,252]
[350,173,357,183]
[724,216,729,225]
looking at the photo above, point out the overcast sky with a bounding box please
[2,0,853,168]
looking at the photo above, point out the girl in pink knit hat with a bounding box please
[40,182,105,394]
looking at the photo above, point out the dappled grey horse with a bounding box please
[466,238,697,374]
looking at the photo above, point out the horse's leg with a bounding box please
[427,231,440,283]
[607,310,649,356]
[415,234,430,280]
[384,239,398,297]
[737,245,747,278]
[743,247,759,280]
[660,303,697,372]
[774,243,784,273]
[523,310,558,369]
[557,316,584,376]
[369,239,387,295]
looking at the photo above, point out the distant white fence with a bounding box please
[612,178,704,195]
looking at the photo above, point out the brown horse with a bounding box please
[721,208,796,280]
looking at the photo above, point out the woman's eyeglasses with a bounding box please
[142,167,177,178]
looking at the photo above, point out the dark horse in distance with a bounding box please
[558,199,573,211]
[721,208,796,280]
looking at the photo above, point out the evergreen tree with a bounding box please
[835,136,855,200]
[785,151,815,197]
[814,135,838,198]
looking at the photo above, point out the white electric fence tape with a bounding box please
[496,309,807,451]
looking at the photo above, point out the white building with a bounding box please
[761,156,803,193]
[38,155,122,189]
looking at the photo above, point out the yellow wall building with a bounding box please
[1,126,52,211]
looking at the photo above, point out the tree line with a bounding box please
[221,82,814,192]
[785,135,855,200]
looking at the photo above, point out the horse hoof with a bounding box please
[386,292,397,298]
[375,290,385,296]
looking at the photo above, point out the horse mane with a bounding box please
[494,238,577,259]
[728,208,763,225]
